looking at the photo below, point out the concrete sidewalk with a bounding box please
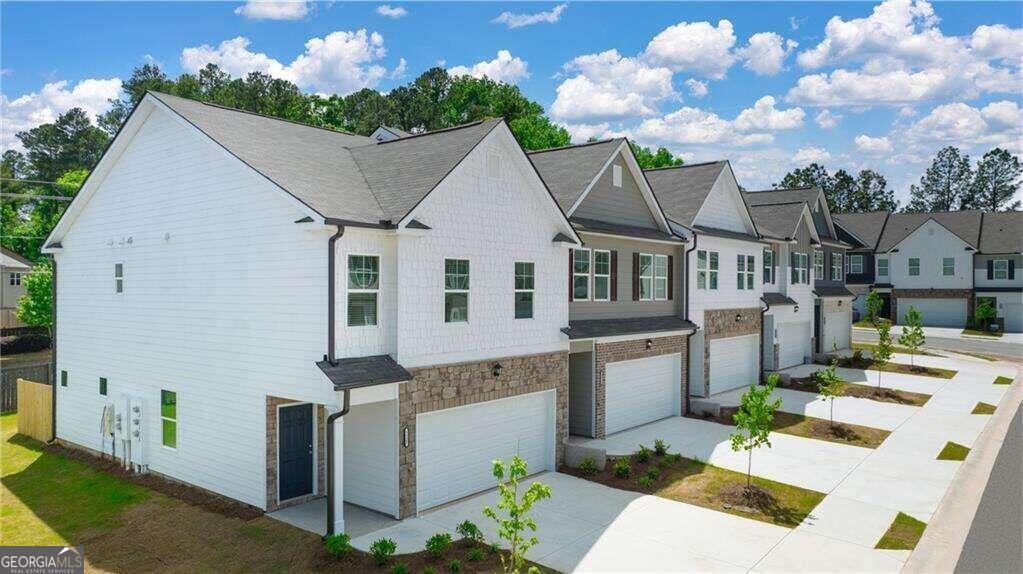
[853,324,1023,344]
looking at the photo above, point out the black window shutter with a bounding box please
[610,250,618,301]
[987,259,994,280]
[632,253,640,301]
[667,255,674,300]
[1010,259,1016,280]
[568,249,574,302]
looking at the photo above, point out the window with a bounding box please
[993,259,1009,280]
[791,252,809,285]
[763,249,774,284]
[60,370,68,387]
[850,254,864,274]
[877,257,889,277]
[654,254,669,300]
[942,257,955,276]
[514,262,534,319]
[639,254,653,300]
[831,253,843,281]
[347,255,379,327]
[908,258,920,276]
[99,377,107,396]
[612,164,623,187]
[593,250,610,301]
[160,390,177,449]
[8,272,22,286]
[696,250,718,290]
[444,259,470,322]
[737,254,754,290]
[814,251,824,280]
[572,249,590,300]
[114,263,123,293]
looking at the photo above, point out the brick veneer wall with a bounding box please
[265,397,326,511]
[592,335,688,439]
[702,307,762,396]
[397,351,568,519]
[892,289,974,324]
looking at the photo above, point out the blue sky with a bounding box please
[2,1,1021,203]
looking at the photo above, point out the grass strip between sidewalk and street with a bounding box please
[699,410,890,449]
[971,402,997,415]
[875,512,927,550]
[827,356,957,379]
[851,342,939,357]
[936,442,970,461]
[961,329,1002,338]
[993,376,1014,385]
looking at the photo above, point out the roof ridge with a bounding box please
[374,118,497,144]
[527,138,622,155]
[746,186,816,193]
[147,90,368,140]
[644,160,724,172]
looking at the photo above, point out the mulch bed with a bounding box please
[782,376,931,406]
[718,484,774,512]
[313,538,555,573]
[827,356,956,379]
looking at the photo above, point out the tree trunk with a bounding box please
[747,450,752,489]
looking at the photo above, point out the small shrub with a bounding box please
[653,438,670,456]
[489,542,500,555]
[636,445,652,463]
[578,456,599,475]
[423,568,437,574]
[391,564,408,574]
[666,453,683,464]
[425,532,453,557]
[645,467,660,480]
[613,457,631,478]
[324,532,352,557]
[852,349,864,362]
[448,559,462,573]
[466,547,485,562]
[370,538,397,566]
[637,476,654,488]
[456,520,484,543]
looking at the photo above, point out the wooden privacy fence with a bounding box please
[17,378,52,442]
[1,361,51,413]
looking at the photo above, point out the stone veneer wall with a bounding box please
[892,289,974,325]
[702,307,762,396]
[397,351,568,519]
[592,335,688,439]
[265,397,326,511]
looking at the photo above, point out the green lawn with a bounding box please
[875,512,927,550]
[854,318,891,328]
[828,355,957,379]
[961,329,1002,338]
[936,442,970,461]
[767,411,890,449]
[972,402,997,415]
[851,342,939,357]
[952,350,1000,362]
[994,376,1014,385]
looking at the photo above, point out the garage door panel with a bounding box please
[709,335,759,395]
[899,298,966,328]
[824,310,851,352]
[777,322,811,369]
[416,391,553,512]
[605,354,680,435]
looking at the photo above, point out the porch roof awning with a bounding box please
[316,355,412,391]
[762,293,797,306]
[814,285,856,298]
[561,315,697,340]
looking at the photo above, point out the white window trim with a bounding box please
[814,250,824,280]
[737,254,755,290]
[654,253,669,300]
[942,257,955,276]
[444,257,470,323]
[592,249,611,302]
[9,272,22,286]
[850,254,863,274]
[346,253,380,328]
[908,257,920,276]
[762,249,774,284]
[160,389,177,451]
[792,252,809,285]
[696,249,719,291]
[993,259,1009,280]
[877,257,889,277]
[612,164,623,187]
[831,253,843,281]
[573,248,591,301]
[514,261,535,319]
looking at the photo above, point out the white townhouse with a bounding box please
[646,162,766,397]
[975,211,1023,333]
[43,92,581,535]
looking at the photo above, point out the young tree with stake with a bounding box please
[873,321,894,393]
[817,359,847,428]
[483,456,551,574]
[730,375,782,500]
[897,307,925,367]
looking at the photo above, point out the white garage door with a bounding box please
[1004,303,1023,333]
[605,354,680,435]
[900,298,966,327]
[416,390,554,512]
[777,322,811,369]
[708,335,759,395]
[824,310,852,352]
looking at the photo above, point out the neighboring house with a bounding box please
[646,162,766,397]
[974,211,1022,332]
[745,188,853,358]
[369,125,412,142]
[42,92,580,534]
[529,139,695,439]
[0,246,33,329]
[833,211,890,320]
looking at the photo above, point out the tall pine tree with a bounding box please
[968,148,1021,212]
[905,147,973,212]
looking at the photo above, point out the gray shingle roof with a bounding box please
[979,211,1023,254]
[151,92,502,226]
[814,285,855,298]
[833,212,890,250]
[570,217,680,242]
[528,139,622,210]
[0,247,33,269]
[876,211,982,252]
[316,355,412,390]
[745,187,834,240]
[645,161,727,227]
[762,293,797,306]
[561,316,696,339]
[745,200,805,240]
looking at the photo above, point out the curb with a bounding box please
[902,362,1023,572]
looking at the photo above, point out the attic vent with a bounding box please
[612,164,623,188]
[928,228,934,236]
[486,152,501,179]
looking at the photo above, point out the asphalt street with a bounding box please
[853,329,1023,361]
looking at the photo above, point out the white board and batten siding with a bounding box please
[343,400,399,516]
[416,390,555,512]
[605,354,681,434]
[53,106,337,509]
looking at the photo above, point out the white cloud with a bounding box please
[814,109,841,129]
[792,146,831,164]
[550,50,675,122]
[562,122,611,143]
[390,57,408,79]
[969,24,1023,61]
[642,20,737,79]
[180,31,392,95]
[854,134,893,153]
[492,3,567,29]
[789,16,807,31]
[685,78,708,98]
[733,96,805,132]
[234,1,309,21]
[737,32,798,76]
[375,5,407,19]
[904,101,1022,150]
[448,50,530,84]
[1,77,122,150]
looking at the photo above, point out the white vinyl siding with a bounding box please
[344,400,399,517]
